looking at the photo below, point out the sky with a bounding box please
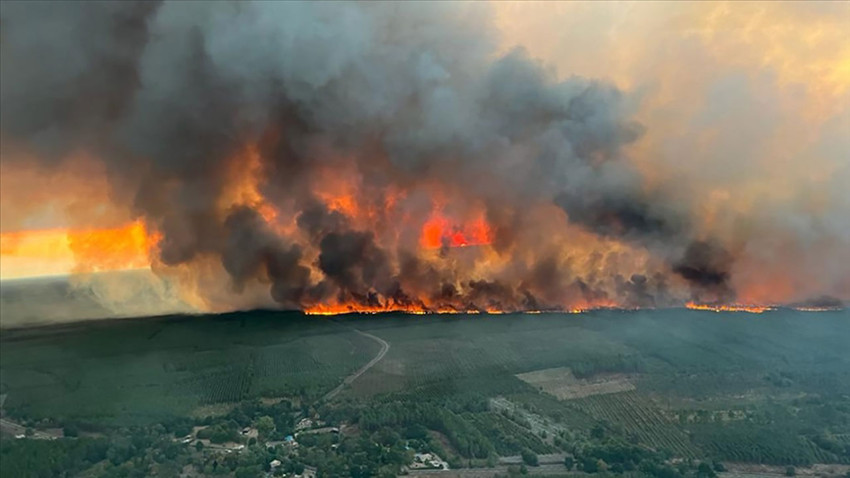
[493,1,850,303]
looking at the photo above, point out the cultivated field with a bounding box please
[515,367,635,400]
[2,308,849,469]
[342,309,850,465]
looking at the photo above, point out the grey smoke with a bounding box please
[1,1,740,310]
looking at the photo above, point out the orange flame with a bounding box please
[303,304,594,316]
[685,302,774,314]
[792,306,844,312]
[420,212,493,249]
[0,220,159,279]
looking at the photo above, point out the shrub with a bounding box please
[521,448,538,467]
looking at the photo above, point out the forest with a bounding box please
[2,309,849,477]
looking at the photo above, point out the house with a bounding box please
[411,452,449,470]
[295,418,313,431]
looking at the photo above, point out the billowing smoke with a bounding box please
[1,1,846,314]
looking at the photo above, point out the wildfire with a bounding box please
[303,295,627,316]
[1,152,842,317]
[303,305,599,316]
[222,144,280,225]
[304,303,475,316]
[0,220,159,279]
[420,213,493,249]
[685,302,775,314]
[792,306,844,312]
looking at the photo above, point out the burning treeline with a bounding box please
[0,2,846,315]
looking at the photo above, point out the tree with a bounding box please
[171,423,193,438]
[591,424,605,440]
[521,448,538,467]
[698,462,717,478]
[195,441,204,452]
[404,424,428,440]
[255,416,275,439]
[785,467,796,477]
[63,424,79,438]
[235,466,262,478]
[564,456,575,470]
[582,456,599,473]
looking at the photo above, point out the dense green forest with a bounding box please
[1,309,849,477]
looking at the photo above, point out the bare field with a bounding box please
[515,366,635,400]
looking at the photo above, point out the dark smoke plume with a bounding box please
[0,1,781,312]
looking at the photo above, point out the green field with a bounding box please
[1,309,849,477]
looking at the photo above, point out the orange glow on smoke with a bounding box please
[0,220,159,279]
[67,221,159,273]
[222,144,281,224]
[325,194,358,217]
[2,148,841,314]
[420,212,493,249]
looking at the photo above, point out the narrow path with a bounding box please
[323,329,389,401]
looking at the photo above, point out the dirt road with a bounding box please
[0,418,62,440]
[323,329,389,401]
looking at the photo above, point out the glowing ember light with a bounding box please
[685,302,775,314]
[324,194,358,217]
[303,298,627,316]
[304,303,481,316]
[0,220,159,279]
[420,213,493,249]
[792,306,844,312]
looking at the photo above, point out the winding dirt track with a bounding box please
[323,329,389,401]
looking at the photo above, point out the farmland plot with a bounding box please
[572,391,698,458]
[516,367,635,400]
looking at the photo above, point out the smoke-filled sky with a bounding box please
[0,1,848,320]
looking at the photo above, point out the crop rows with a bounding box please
[695,429,832,465]
[465,411,555,456]
[573,391,697,458]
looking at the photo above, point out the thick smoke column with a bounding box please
[1,1,844,313]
